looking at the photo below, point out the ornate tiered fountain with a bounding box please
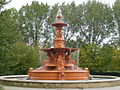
[1,9,120,90]
[28,9,90,80]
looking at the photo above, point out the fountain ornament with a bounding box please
[28,8,90,80]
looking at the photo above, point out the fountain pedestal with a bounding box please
[28,9,90,80]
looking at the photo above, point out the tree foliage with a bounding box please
[113,0,120,46]
[0,8,22,72]
[111,46,120,70]
[0,1,40,75]
[18,1,49,46]
[79,44,114,72]
[0,0,10,10]
[2,42,39,75]
[77,1,114,46]
[17,1,115,48]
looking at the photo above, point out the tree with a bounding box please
[48,1,115,48]
[99,45,113,71]
[113,0,120,46]
[44,3,59,47]
[79,44,113,72]
[0,8,22,46]
[60,2,80,47]
[0,1,40,75]
[111,46,120,70]
[79,44,101,71]
[2,42,39,75]
[0,0,10,10]
[18,1,50,47]
[77,1,114,46]
[0,8,23,74]
[0,0,25,75]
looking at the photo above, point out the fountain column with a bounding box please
[52,9,67,48]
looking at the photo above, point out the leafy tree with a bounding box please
[0,1,40,75]
[111,46,120,70]
[44,3,59,47]
[76,1,114,46]
[60,2,80,47]
[113,0,120,46]
[0,8,23,75]
[79,44,101,71]
[99,45,113,71]
[47,1,115,48]
[0,0,25,75]
[79,44,113,72]
[1,42,39,75]
[18,1,50,47]
[0,8,22,46]
[0,0,10,10]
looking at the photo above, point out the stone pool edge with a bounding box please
[0,75,120,89]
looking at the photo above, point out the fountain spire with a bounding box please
[56,8,62,22]
[52,8,67,48]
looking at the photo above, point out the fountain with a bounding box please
[0,9,120,90]
[28,8,90,80]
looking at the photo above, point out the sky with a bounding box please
[6,0,116,10]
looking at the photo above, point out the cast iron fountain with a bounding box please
[28,9,90,80]
[0,9,120,90]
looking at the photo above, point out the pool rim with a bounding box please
[0,75,120,88]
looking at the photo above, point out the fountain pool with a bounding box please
[0,75,120,89]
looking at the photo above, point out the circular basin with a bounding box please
[0,75,120,89]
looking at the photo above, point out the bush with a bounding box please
[0,42,39,75]
[79,44,113,72]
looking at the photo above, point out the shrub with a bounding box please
[0,42,39,75]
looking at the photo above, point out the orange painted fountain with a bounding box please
[1,9,120,90]
[28,9,90,80]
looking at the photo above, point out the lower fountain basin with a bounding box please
[0,75,120,89]
[28,69,90,80]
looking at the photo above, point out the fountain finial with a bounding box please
[56,8,62,22]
